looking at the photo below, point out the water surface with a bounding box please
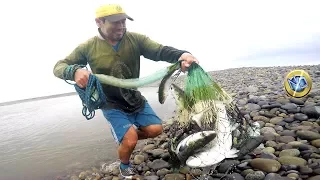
[0,87,176,180]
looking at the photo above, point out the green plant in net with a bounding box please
[183,62,232,110]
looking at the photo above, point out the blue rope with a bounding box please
[74,74,107,120]
[63,65,107,120]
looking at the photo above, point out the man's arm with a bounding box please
[53,44,88,81]
[135,33,189,63]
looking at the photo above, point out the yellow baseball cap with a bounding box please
[95,4,133,22]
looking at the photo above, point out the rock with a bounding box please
[143,144,156,151]
[297,144,318,151]
[307,175,320,180]
[148,159,170,170]
[274,125,283,132]
[283,117,294,123]
[160,152,170,160]
[245,171,265,180]
[262,147,276,154]
[134,155,145,165]
[278,156,307,166]
[279,144,293,150]
[144,175,159,180]
[301,105,320,118]
[164,173,185,180]
[245,103,261,111]
[241,169,254,176]
[260,127,276,135]
[156,168,171,176]
[281,165,298,171]
[289,98,305,105]
[264,173,283,180]
[296,130,320,140]
[310,153,320,159]
[245,86,259,93]
[253,116,270,123]
[291,125,313,131]
[79,171,87,180]
[265,123,275,127]
[314,168,320,175]
[279,149,300,157]
[293,113,309,121]
[270,117,284,125]
[281,103,298,110]
[263,133,277,141]
[147,148,166,157]
[262,104,281,109]
[288,141,304,147]
[249,158,281,173]
[287,173,299,180]
[311,139,320,148]
[277,136,295,143]
[265,141,277,147]
[279,130,296,137]
[223,173,245,180]
[160,142,169,149]
[299,166,313,175]
[264,111,277,118]
[301,121,314,126]
[260,152,277,160]
[258,101,269,106]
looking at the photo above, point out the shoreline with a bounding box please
[56,64,320,180]
[1,64,319,107]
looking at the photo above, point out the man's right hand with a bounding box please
[74,69,91,88]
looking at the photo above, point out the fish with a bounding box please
[168,82,263,168]
[185,101,241,168]
[158,61,182,104]
[175,131,217,165]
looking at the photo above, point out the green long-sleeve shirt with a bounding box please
[53,29,187,113]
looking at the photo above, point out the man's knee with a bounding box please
[142,125,163,138]
[121,127,138,148]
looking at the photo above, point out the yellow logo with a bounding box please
[284,69,312,98]
[115,5,122,12]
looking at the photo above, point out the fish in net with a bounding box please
[160,62,263,173]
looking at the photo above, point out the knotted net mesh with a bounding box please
[167,62,263,173]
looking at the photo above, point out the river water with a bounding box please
[0,87,177,180]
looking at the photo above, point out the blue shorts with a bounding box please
[101,102,162,144]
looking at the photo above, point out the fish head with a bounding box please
[170,83,186,105]
[175,130,217,163]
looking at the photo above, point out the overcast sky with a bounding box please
[0,0,319,103]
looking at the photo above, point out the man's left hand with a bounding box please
[179,53,199,72]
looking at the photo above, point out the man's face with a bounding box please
[99,18,127,41]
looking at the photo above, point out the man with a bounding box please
[53,4,199,178]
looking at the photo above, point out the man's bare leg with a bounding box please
[118,124,163,163]
[137,124,163,140]
[118,126,138,165]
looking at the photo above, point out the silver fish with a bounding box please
[168,83,263,168]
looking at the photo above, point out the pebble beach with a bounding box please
[62,64,320,180]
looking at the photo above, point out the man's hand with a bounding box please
[74,69,91,88]
[179,53,199,72]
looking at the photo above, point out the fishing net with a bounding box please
[184,62,232,105]
[167,62,263,173]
